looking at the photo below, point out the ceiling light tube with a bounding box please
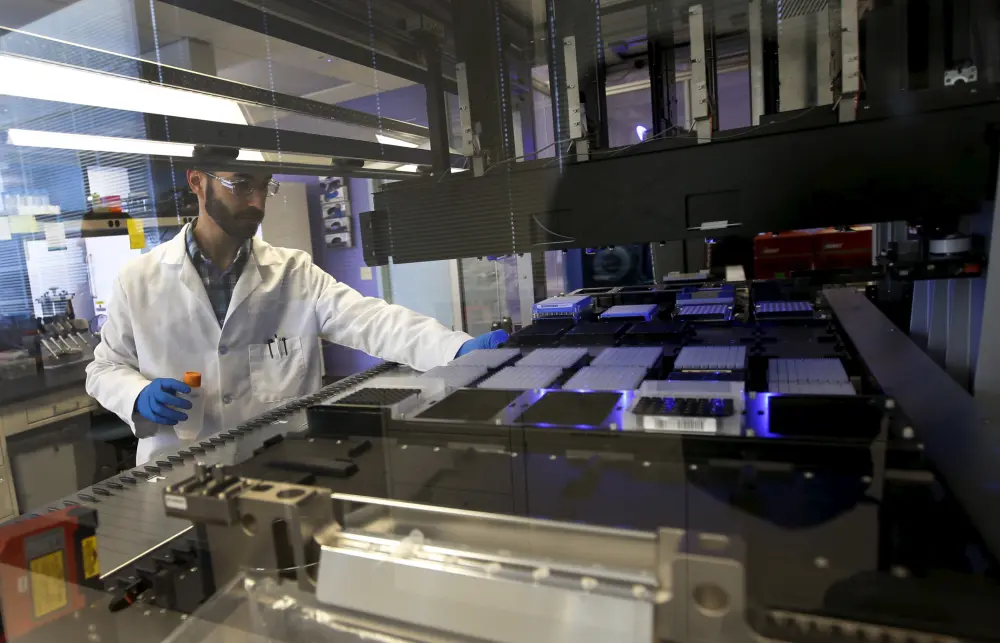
[7,129,196,156]
[0,54,248,125]
[8,129,266,163]
[376,133,421,149]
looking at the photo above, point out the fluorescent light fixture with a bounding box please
[376,133,420,149]
[636,125,647,141]
[9,129,268,162]
[0,54,248,125]
[237,149,267,162]
[8,129,195,156]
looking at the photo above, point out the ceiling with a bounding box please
[0,0,78,29]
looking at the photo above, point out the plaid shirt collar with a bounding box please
[185,220,253,326]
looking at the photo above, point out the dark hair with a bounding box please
[191,145,239,170]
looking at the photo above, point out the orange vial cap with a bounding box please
[183,371,202,388]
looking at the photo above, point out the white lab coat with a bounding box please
[86,223,470,465]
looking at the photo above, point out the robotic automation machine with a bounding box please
[2,0,1000,642]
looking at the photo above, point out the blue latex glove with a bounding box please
[135,378,192,425]
[456,329,509,357]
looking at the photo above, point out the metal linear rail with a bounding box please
[824,288,1000,560]
[159,0,459,94]
[0,27,429,139]
[365,93,1000,265]
[3,143,425,181]
[142,114,464,166]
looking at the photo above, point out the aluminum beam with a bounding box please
[143,114,463,166]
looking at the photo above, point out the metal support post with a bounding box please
[689,5,712,143]
[647,0,678,134]
[455,62,485,176]
[865,0,909,100]
[516,254,536,328]
[563,36,589,161]
[419,32,452,177]
[703,3,719,131]
[778,13,811,112]
[514,54,538,161]
[546,0,571,165]
[570,0,609,152]
[452,0,516,168]
[815,7,835,106]
[748,0,765,125]
[928,0,947,89]
[762,0,781,116]
[839,0,860,122]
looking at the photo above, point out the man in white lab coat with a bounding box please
[86,151,507,465]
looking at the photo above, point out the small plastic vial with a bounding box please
[178,371,203,431]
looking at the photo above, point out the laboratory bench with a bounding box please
[0,360,91,406]
[0,359,116,520]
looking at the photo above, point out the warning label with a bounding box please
[29,550,67,619]
[82,536,99,579]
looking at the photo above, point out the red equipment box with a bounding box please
[813,227,873,271]
[754,231,815,279]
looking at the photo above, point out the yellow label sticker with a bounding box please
[82,536,99,579]
[9,215,38,234]
[29,550,67,619]
[127,218,146,250]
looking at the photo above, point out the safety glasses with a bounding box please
[204,172,280,198]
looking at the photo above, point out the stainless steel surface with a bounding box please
[319,495,668,643]
[928,235,973,255]
[316,548,652,643]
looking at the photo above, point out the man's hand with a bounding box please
[456,329,509,357]
[135,378,193,425]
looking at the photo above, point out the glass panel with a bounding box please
[0,1,997,642]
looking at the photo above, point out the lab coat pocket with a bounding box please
[248,337,307,403]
